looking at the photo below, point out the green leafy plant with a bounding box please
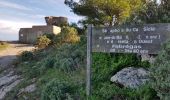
[41,79,76,100]
[18,51,34,61]
[150,40,170,100]
[36,35,51,49]
[59,26,80,44]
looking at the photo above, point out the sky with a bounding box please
[0,0,82,41]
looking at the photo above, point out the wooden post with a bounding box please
[86,25,92,97]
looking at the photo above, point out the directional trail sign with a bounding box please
[86,23,170,97]
[92,23,170,54]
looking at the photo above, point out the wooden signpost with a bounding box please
[86,23,170,96]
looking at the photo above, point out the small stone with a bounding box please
[19,84,36,94]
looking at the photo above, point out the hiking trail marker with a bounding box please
[86,23,170,96]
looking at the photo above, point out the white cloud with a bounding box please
[29,14,45,19]
[0,19,44,40]
[0,1,32,11]
[0,19,43,32]
[0,20,42,40]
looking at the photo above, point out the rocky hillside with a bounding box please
[0,42,34,99]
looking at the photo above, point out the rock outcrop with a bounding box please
[0,71,22,100]
[110,67,150,88]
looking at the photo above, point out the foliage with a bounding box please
[92,53,142,83]
[44,27,80,46]
[59,26,80,43]
[126,85,158,100]
[90,52,156,99]
[15,38,155,100]
[12,34,86,99]
[65,0,143,26]
[44,34,56,45]
[18,51,34,61]
[69,23,86,35]
[158,0,170,23]
[127,0,170,24]
[41,79,76,100]
[8,0,169,99]
[90,82,157,100]
[150,40,170,100]
[40,36,86,73]
[18,36,86,79]
[38,68,86,100]
[36,35,51,49]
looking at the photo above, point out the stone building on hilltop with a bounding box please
[19,16,68,44]
[45,16,68,26]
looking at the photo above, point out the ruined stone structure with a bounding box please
[45,16,68,26]
[19,16,68,44]
[19,26,61,44]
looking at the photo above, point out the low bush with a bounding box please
[91,52,155,100]
[90,82,157,100]
[36,35,51,49]
[59,26,80,44]
[41,79,78,100]
[38,36,86,73]
[92,53,141,83]
[18,51,34,61]
[150,40,170,100]
[38,67,85,100]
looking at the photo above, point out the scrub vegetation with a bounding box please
[5,0,170,99]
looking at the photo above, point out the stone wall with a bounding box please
[19,16,66,44]
[19,26,61,44]
[45,16,68,26]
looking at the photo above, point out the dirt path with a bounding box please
[0,42,34,68]
[0,42,35,100]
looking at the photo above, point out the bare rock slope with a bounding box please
[0,42,34,100]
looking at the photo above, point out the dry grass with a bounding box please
[0,41,9,51]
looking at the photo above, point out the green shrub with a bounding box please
[126,85,158,100]
[59,26,80,44]
[91,82,125,100]
[41,79,76,100]
[44,34,58,45]
[139,60,150,68]
[18,61,41,78]
[45,34,55,40]
[91,52,156,100]
[54,44,85,72]
[150,40,170,100]
[43,27,80,46]
[90,82,157,100]
[36,35,51,49]
[19,51,34,61]
[69,23,86,35]
[39,36,86,73]
[92,53,140,83]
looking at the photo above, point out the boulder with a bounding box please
[110,67,150,88]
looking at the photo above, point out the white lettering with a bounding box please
[143,26,156,32]
[139,40,153,43]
